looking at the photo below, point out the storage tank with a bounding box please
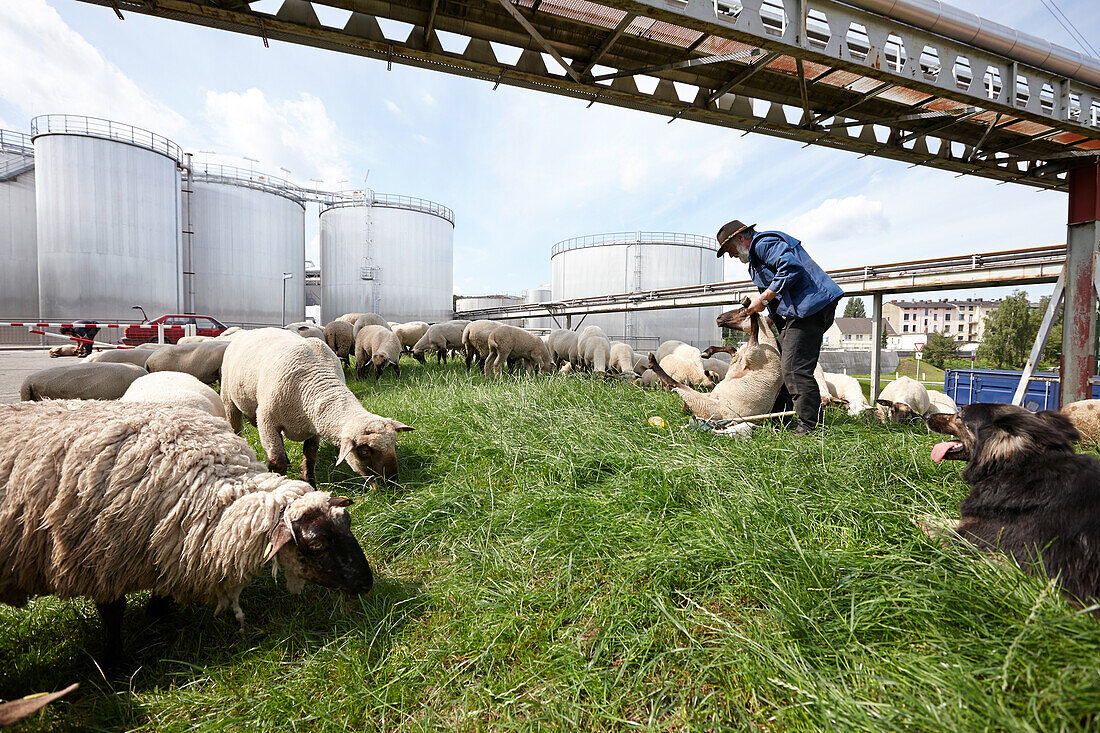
[0,129,37,318]
[189,163,306,326]
[523,285,553,330]
[320,191,454,324]
[33,115,182,321]
[455,294,523,312]
[551,232,724,350]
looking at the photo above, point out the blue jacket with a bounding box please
[748,230,843,320]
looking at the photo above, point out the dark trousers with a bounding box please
[770,299,838,429]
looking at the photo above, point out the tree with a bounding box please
[921,331,960,368]
[843,298,867,318]
[976,291,1035,368]
[1034,294,1063,365]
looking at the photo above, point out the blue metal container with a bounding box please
[945,369,1100,411]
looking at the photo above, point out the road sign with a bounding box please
[915,351,923,360]
[914,342,925,352]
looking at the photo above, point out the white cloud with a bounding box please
[384,99,402,115]
[421,93,437,107]
[202,88,351,183]
[0,0,185,136]
[786,195,889,243]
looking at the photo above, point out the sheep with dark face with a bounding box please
[484,325,554,377]
[462,320,504,372]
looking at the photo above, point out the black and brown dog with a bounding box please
[927,402,1100,604]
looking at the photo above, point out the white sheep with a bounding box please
[221,328,413,484]
[83,348,154,368]
[609,342,637,375]
[323,320,356,365]
[875,376,931,422]
[462,320,503,372]
[176,335,214,344]
[926,389,958,415]
[120,371,226,419]
[145,341,229,385]
[286,322,325,341]
[813,363,833,406]
[0,400,373,663]
[215,326,243,340]
[485,325,554,377]
[355,325,403,381]
[392,321,429,352]
[823,372,874,417]
[352,313,390,337]
[336,313,363,325]
[20,362,147,401]
[658,343,714,388]
[578,326,612,374]
[656,340,688,363]
[412,321,469,364]
[547,329,580,368]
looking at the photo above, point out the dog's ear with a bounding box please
[1034,409,1081,447]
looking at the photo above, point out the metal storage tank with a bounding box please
[455,294,522,311]
[551,232,724,350]
[33,115,182,321]
[320,191,454,324]
[189,164,305,326]
[0,129,37,318]
[523,285,553,330]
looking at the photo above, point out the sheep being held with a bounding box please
[221,328,412,483]
[355,325,403,381]
[0,400,373,663]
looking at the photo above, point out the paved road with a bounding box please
[0,350,61,403]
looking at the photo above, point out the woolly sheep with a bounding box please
[463,320,504,372]
[353,313,390,337]
[121,371,226,419]
[658,343,714,388]
[324,320,356,365]
[578,326,612,373]
[286,322,325,341]
[83,347,154,368]
[412,320,469,364]
[177,335,214,344]
[393,322,429,352]
[702,357,729,381]
[221,328,413,483]
[609,342,637,375]
[355,325,403,381]
[485,325,553,377]
[336,313,363,325]
[1061,399,1100,445]
[823,372,873,417]
[0,400,373,663]
[656,340,688,363]
[145,341,229,385]
[215,326,242,340]
[650,309,781,421]
[637,369,660,388]
[926,389,958,415]
[547,329,580,368]
[875,376,931,422]
[49,345,81,358]
[20,362,147,402]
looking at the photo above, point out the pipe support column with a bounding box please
[1062,164,1100,405]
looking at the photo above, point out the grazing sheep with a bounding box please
[463,320,504,372]
[393,322,429,352]
[355,325,403,381]
[222,328,413,483]
[547,329,580,368]
[823,372,873,417]
[876,376,931,422]
[286,322,325,341]
[353,313,390,337]
[49,345,81,358]
[649,308,781,421]
[20,363,147,402]
[145,341,229,385]
[578,326,612,374]
[0,400,373,663]
[926,390,958,415]
[632,353,650,374]
[135,342,165,350]
[658,343,714,388]
[336,313,363,325]
[215,326,242,340]
[324,320,356,365]
[485,325,553,377]
[83,348,154,368]
[637,369,660,388]
[412,320,469,364]
[177,335,214,344]
[121,371,226,419]
[609,342,637,375]
[1062,399,1100,445]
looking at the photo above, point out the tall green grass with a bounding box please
[4,358,1100,731]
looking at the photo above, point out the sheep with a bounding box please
[823,372,873,417]
[632,353,650,374]
[658,343,714,388]
[49,344,81,358]
[485,325,553,377]
[0,400,374,663]
[649,308,781,421]
[145,341,229,385]
[354,325,403,381]
[286,322,325,341]
[121,371,226,419]
[637,369,660,388]
[221,328,413,483]
[578,326,612,374]
[336,313,363,325]
[1061,399,1100,445]
[20,362,147,402]
[463,320,504,372]
[412,320,469,364]
[324,320,356,365]
[926,390,958,415]
[609,342,637,375]
[83,347,154,368]
[875,376,931,422]
[392,321,430,353]
[353,313,390,337]
[547,329,580,368]
[177,335,214,344]
[702,357,729,381]
[814,364,833,406]
[656,340,688,363]
[215,326,242,340]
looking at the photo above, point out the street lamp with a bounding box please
[282,272,294,326]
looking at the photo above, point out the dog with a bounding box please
[926,402,1100,605]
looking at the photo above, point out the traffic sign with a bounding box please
[914,342,925,352]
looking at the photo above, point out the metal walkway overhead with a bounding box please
[83,0,1100,189]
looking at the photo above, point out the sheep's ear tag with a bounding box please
[336,439,355,466]
[264,522,294,563]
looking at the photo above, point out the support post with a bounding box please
[1062,163,1100,406]
[1012,269,1064,406]
[870,293,882,402]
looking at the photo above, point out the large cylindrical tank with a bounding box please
[523,285,552,330]
[551,232,724,350]
[0,129,38,318]
[455,294,522,311]
[33,115,182,321]
[320,192,454,324]
[189,164,305,326]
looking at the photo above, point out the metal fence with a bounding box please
[31,114,182,163]
[191,162,307,204]
[551,231,716,257]
[318,189,455,225]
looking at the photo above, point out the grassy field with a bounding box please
[5,358,1100,731]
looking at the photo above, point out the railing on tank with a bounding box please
[191,162,308,204]
[318,189,455,225]
[0,129,33,155]
[551,231,716,257]
[31,114,182,163]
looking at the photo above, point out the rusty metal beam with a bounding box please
[493,0,581,82]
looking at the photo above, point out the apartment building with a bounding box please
[883,298,999,344]
[822,317,897,351]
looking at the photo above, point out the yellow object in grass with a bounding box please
[648,416,666,428]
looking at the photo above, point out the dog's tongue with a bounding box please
[931,441,962,463]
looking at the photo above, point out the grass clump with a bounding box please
[4,358,1100,731]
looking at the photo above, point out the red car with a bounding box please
[122,314,227,345]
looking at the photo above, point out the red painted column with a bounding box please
[1061,163,1100,406]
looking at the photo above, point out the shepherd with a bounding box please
[716,220,843,434]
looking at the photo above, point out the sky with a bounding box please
[1,0,1097,303]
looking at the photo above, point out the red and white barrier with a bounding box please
[1,321,174,348]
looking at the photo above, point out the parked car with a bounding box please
[122,314,227,345]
